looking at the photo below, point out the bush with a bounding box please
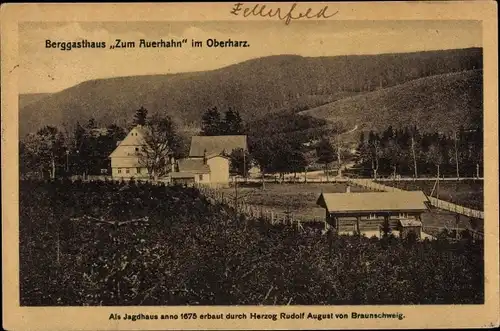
[19,180,484,306]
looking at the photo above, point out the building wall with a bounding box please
[327,212,422,233]
[172,177,195,186]
[110,141,146,179]
[194,173,211,184]
[111,166,149,178]
[207,156,229,186]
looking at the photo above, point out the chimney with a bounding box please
[116,140,122,146]
[171,156,176,172]
[346,184,351,193]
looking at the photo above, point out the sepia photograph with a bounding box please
[2,2,498,330]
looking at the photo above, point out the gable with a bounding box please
[109,125,146,158]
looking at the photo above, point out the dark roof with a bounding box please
[189,135,247,157]
[170,172,196,179]
[317,191,430,214]
[177,158,210,174]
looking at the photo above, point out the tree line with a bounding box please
[200,107,316,179]
[357,125,483,178]
[20,120,127,179]
[21,105,482,181]
[20,107,182,180]
[20,106,253,180]
[200,106,356,179]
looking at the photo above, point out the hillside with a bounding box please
[19,48,482,136]
[20,180,483,305]
[300,69,483,134]
[18,93,51,109]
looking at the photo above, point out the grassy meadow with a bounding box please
[375,180,484,211]
[220,182,482,231]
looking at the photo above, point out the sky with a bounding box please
[18,20,482,94]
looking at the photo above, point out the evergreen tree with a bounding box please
[133,106,148,126]
[201,107,222,136]
[86,118,97,130]
[223,108,244,135]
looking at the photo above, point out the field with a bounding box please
[19,180,483,306]
[375,180,484,211]
[220,182,367,217]
[220,182,481,230]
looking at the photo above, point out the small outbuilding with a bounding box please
[316,190,430,237]
[398,219,423,240]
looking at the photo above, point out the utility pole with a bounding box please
[411,134,418,179]
[243,150,247,183]
[51,153,56,179]
[337,145,342,178]
[234,177,238,222]
[454,131,460,179]
[56,229,60,267]
[437,164,440,201]
[66,150,69,172]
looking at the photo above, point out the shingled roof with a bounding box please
[316,191,430,214]
[189,135,247,157]
[177,158,210,174]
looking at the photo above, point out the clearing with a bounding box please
[220,182,482,231]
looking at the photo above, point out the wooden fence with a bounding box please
[349,178,485,239]
[349,178,484,219]
[72,177,484,239]
[194,184,327,232]
[422,225,484,241]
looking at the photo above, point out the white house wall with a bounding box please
[206,156,229,186]
[194,173,211,184]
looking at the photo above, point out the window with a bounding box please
[369,213,377,219]
[137,168,141,174]
[199,174,203,181]
[117,169,122,174]
[399,213,408,219]
[126,169,130,174]
[135,147,139,151]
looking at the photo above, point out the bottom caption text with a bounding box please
[109,312,406,322]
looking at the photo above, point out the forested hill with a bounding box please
[18,93,51,109]
[300,69,483,134]
[19,47,482,136]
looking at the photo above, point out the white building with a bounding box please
[170,135,247,187]
[108,125,150,179]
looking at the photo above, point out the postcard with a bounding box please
[1,2,498,330]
